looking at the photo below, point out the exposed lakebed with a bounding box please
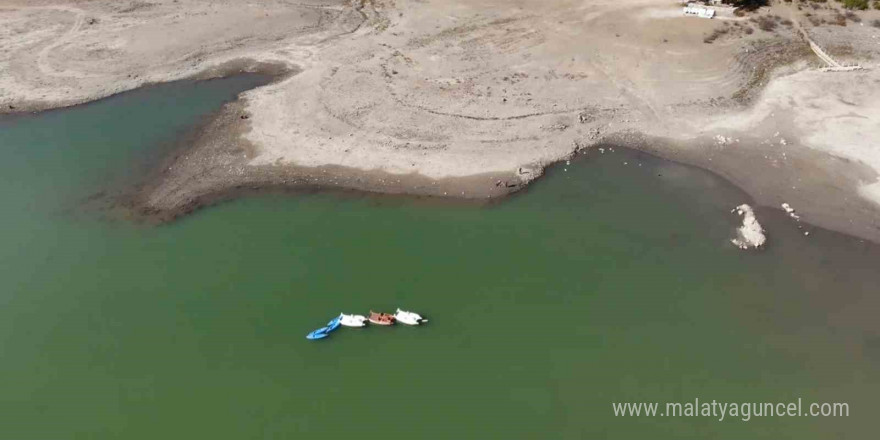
[0,77,877,439]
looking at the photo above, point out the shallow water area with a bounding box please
[0,77,878,439]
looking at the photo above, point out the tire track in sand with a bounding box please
[35,6,86,78]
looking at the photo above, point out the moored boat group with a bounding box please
[306,308,427,340]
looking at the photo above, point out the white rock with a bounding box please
[730,204,767,250]
[781,202,800,220]
[714,134,732,145]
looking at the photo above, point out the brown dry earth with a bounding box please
[1,0,879,242]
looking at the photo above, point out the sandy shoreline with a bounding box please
[118,84,880,246]
[2,0,880,242]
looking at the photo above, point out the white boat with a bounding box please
[338,313,368,327]
[394,308,426,326]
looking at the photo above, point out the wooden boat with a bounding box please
[368,311,395,326]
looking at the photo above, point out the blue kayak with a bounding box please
[306,327,330,340]
[325,316,342,332]
[306,316,344,340]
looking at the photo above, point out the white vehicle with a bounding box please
[338,313,368,327]
[394,308,427,326]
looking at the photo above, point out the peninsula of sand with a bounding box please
[2,0,880,242]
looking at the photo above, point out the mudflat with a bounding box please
[2,0,879,241]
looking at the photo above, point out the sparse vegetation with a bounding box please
[704,27,729,44]
[873,19,880,27]
[729,0,770,11]
[832,13,848,25]
[842,0,869,9]
[844,10,862,21]
[752,15,779,31]
[731,41,813,104]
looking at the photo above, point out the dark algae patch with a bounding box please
[0,78,878,439]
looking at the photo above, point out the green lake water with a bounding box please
[1,77,878,439]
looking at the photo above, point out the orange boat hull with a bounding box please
[369,311,395,325]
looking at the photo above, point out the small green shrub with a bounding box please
[842,0,869,9]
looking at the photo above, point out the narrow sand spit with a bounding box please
[2,0,880,242]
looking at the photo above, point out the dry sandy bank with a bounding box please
[2,0,880,242]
